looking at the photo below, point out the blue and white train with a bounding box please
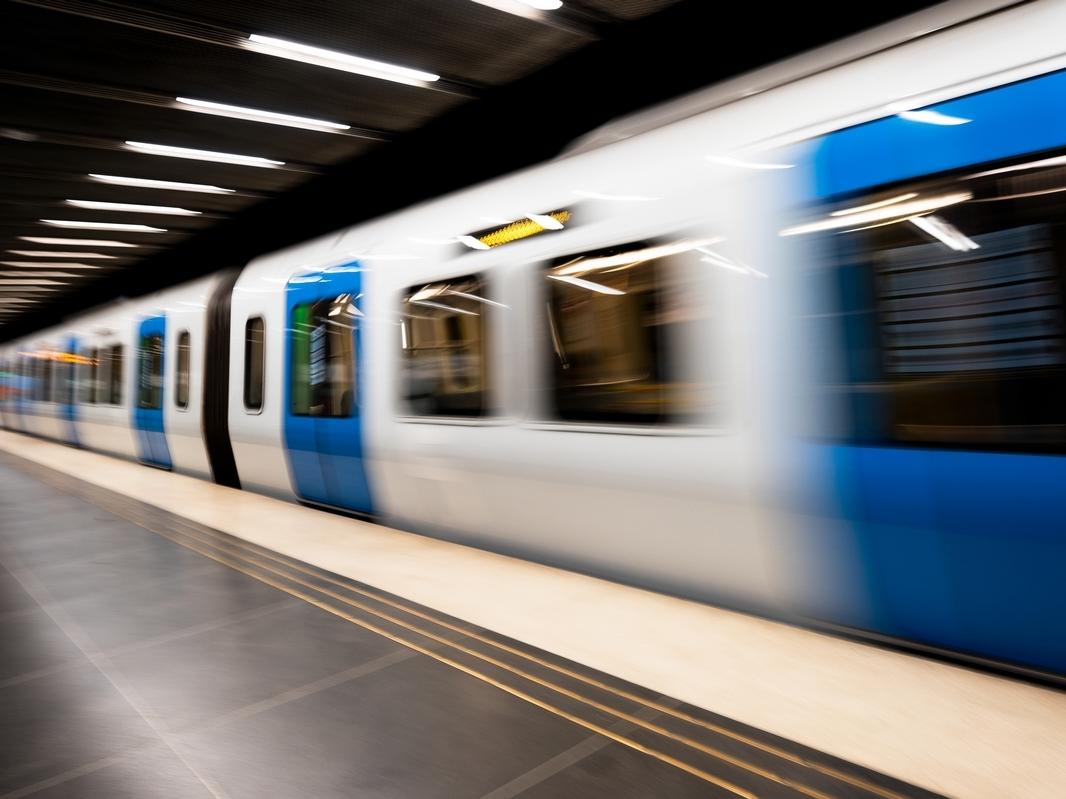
[3,0,1066,678]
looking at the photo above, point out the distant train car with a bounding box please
[4,0,1066,679]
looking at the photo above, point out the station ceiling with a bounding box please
[0,0,940,338]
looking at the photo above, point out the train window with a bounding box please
[105,344,124,405]
[244,317,264,412]
[175,331,190,410]
[290,297,355,417]
[39,357,53,402]
[811,151,1066,450]
[56,352,74,406]
[543,242,706,425]
[79,349,98,404]
[399,275,487,417]
[138,335,163,410]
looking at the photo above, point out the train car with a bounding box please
[3,0,1066,679]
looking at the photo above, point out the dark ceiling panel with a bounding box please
[0,140,311,192]
[0,87,376,166]
[134,0,593,86]
[0,0,664,326]
[0,173,264,213]
[0,4,469,133]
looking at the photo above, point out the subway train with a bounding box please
[3,0,1066,679]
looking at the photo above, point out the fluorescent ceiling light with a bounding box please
[89,174,236,194]
[910,215,979,251]
[553,238,722,277]
[175,97,350,132]
[895,109,971,126]
[125,141,284,168]
[7,251,117,259]
[445,290,509,309]
[829,193,918,217]
[66,200,202,216]
[243,35,439,88]
[411,299,479,316]
[1,262,101,269]
[707,155,794,170]
[18,237,138,247]
[0,279,63,285]
[548,274,624,295]
[41,219,167,232]
[0,271,83,278]
[779,192,971,236]
[526,212,565,230]
[409,285,444,302]
[698,249,767,278]
[470,0,562,18]
[457,235,491,251]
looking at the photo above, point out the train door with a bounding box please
[134,315,172,469]
[283,265,373,515]
[57,336,80,446]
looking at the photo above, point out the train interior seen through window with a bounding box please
[806,148,1066,451]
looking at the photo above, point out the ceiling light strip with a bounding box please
[41,219,168,232]
[88,174,236,194]
[243,34,439,88]
[125,141,284,168]
[1,262,103,269]
[18,237,139,247]
[7,251,118,259]
[175,97,349,132]
[65,200,201,216]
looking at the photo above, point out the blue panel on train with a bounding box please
[825,445,1066,673]
[133,315,172,469]
[283,264,373,515]
[814,67,1066,198]
[808,66,1066,675]
[59,335,79,446]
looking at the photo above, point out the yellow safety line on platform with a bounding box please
[134,516,756,798]
[172,520,906,799]
[11,457,913,799]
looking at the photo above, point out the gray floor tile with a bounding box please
[180,653,592,799]
[57,563,287,652]
[0,603,84,683]
[0,662,159,794]
[29,744,214,799]
[108,600,403,730]
[513,741,734,799]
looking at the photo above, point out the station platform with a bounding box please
[0,431,1064,798]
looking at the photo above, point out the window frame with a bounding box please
[539,240,699,429]
[817,157,1066,453]
[138,334,163,411]
[175,330,191,411]
[108,344,124,406]
[289,298,357,419]
[244,316,265,414]
[397,272,491,421]
[79,348,99,405]
[39,355,53,403]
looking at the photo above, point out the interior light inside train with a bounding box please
[545,241,714,425]
[401,276,487,417]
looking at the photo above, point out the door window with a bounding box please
[290,296,356,417]
[138,335,164,410]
